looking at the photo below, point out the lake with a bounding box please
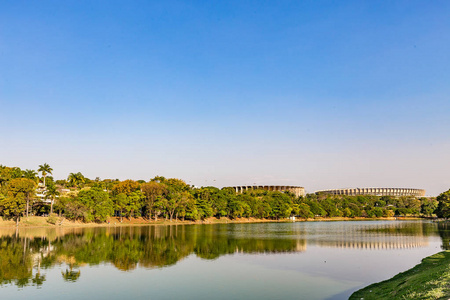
[0,220,448,299]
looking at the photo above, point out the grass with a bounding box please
[350,251,450,300]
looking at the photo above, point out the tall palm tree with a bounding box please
[38,163,53,186]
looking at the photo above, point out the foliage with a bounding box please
[112,180,140,196]
[421,197,438,217]
[38,163,52,186]
[141,181,166,219]
[436,190,450,219]
[67,172,86,188]
[76,187,113,222]
[47,213,59,225]
[350,251,450,300]
[0,178,36,223]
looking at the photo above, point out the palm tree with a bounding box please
[62,269,81,282]
[22,169,38,181]
[46,184,60,214]
[38,163,53,186]
[67,172,85,188]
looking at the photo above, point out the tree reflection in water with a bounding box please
[438,222,450,250]
[0,221,445,288]
[62,269,80,282]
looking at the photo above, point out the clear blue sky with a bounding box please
[1,1,449,195]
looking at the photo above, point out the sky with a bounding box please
[0,1,449,195]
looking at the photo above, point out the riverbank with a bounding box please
[0,215,414,228]
[0,216,284,228]
[350,251,450,300]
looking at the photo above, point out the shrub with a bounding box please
[47,213,59,225]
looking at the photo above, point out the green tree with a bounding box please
[228,198,245,218]
[268,192,293,219]
[296,203,314,219]
[67,172,86,188]
[54,196,70,217]
[342,207,353,218]
[0,166,22,189]
[175,191,194,221]
[306,200,327,217]
[77,187,113,222]
[141,181,166,219]
[182,193,199,221]
[195,188,214,220]
[421,197,438,217]
[164,179,190,221]
[436,189,450,219]
[126,191,144,219]
[1,178,36,224]
[22,169,38,181]
[114,193,128,222]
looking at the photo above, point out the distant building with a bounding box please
[230,186,305,198]
[316,188,425,197]
[36,183,51,204]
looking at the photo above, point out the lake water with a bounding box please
[0,220,448,300]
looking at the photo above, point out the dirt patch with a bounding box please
[0,216,403,229]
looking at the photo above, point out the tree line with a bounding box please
[0,164,448,224]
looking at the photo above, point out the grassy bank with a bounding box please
[350,251,450,300]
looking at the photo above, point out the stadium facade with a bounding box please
[316,188,425,197]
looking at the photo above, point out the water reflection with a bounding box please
[437,222,450,250]
[0,221,444,288]
[310,221,433,250]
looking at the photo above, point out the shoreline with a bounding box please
[350,251,450,299]
[0,215,422,229]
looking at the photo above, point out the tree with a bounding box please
[1,178,36,224]
[175,191,194,221]
[46,184,60,214]
[421,197,438,217]
[77,187,113,222]
[38,163,53,186]
[194,187,214,220]
[296,203,314,219]
[114,193,128,222]
[149,178,189,221]
[64,199,87,221]
[67,172,86,188]
[0,193,26,225]
[268,192,293,219]
[141,181,166,219]
[54,196,70,217]
[165,191,181,221]
[0,166,22,188]
[126,191,144,219]
[228,197,245,218]
[112,180,140,196]
[436,190,450,219]
[22,169,38,181]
